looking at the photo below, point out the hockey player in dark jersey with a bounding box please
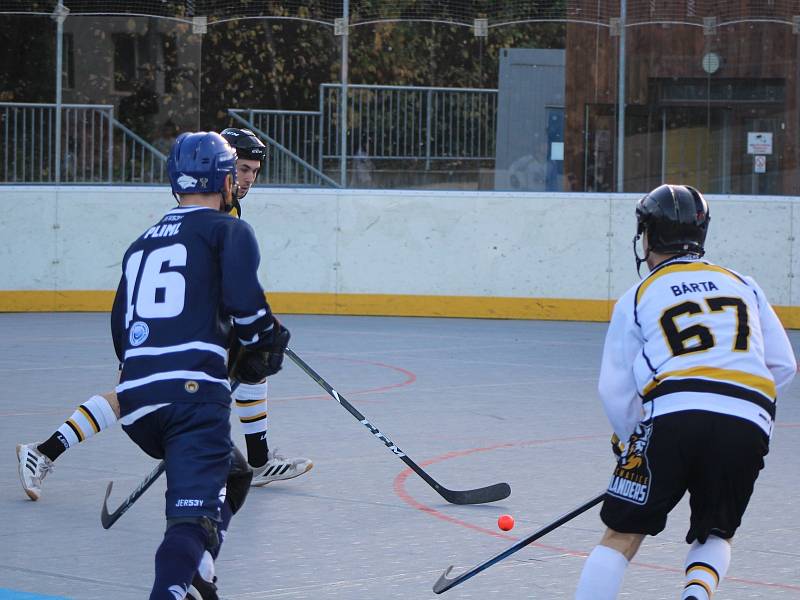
[110,131,290,600]
[16,128,310,502]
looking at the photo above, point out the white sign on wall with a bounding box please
[747,132,773,155]
[754,155,767,173]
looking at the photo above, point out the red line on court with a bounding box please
[393,438,800,593]
[275,355,417,402]
[0,356,417,417]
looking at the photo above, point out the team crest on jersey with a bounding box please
[184,380,199,393]
[607,422,653,505]
[129,321,149,347]
[199,177,208,188]
[176,173,197,189]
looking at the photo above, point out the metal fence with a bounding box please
[230,84,498,185]
[321,84,497,168]
[0,103,166,184]
[2,83,498,186]
[227,109,338,188]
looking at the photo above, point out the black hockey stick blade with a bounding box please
[285,347,511,505]
[101,460,166,529]
[438,482,511,505]
[432,491,605,594]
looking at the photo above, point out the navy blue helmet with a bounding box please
[167,131,237,196]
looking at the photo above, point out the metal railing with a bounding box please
[0,102,166,184]
[3,85,498,186]
[227,109,339,187]
[321,83,497,168]
[230,84,498,184]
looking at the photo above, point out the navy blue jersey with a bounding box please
[111,205,276,424]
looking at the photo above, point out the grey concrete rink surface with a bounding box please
[1,314,798,600]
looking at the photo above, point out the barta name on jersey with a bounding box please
[670,280,719,296]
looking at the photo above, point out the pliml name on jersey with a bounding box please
[143,223,182,239]
[670,280,719,296]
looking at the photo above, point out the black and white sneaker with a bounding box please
[16,442,54,501]
[250,449,313,487]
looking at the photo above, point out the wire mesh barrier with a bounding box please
[5,1,800,27]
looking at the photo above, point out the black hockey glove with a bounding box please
[233,318,291,383]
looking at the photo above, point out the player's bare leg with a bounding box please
[17,391,119,500]
[575,528,643,599]
[232,379,313,486]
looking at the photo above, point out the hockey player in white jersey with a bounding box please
[574,184,796,600]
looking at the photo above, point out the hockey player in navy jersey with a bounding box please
[574,185,796,599]
[110,131,290,599]
[16,128,310,503]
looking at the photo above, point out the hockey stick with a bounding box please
[101,459,166,529]
[285,347,511,505]
[432,491,606,593]
[100,381,242,529]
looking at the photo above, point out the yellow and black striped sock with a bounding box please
[681,536,730,600]
[38,395,118,461]
[233,382,269,467]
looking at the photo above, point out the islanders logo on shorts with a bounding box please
[607,422,653,505]
[129,321,149,347]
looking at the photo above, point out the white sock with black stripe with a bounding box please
[682,535,731,599]
[38,395,118,461]
[233,381,269,467]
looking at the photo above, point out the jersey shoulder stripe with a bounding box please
[635,260,747,305]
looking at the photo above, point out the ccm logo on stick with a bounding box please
[360,419,406,456]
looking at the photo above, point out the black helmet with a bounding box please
[634,184,710,273]
[220,127,267,163]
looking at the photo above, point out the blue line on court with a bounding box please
[0,590,71,599]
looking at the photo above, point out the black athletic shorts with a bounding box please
[600,410,769,543]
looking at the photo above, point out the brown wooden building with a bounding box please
[564,1,799,195]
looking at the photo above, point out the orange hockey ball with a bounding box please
[498,514,515,531]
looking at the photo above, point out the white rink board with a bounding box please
[0,186,798,306]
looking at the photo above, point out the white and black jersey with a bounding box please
[599,256,796,440]
[110,205,276,425]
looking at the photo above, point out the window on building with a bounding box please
[113,33,138,92]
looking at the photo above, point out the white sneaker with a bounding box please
[16,443,54,501]
[250,449,313,487]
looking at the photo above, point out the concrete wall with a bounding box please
[1,186,798,325]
